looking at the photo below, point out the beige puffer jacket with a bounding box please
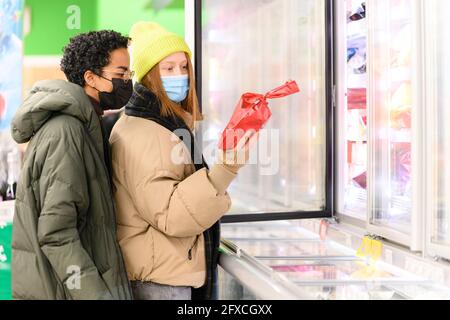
[110,114,236,288]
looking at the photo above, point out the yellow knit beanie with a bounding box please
[130,21,192,82]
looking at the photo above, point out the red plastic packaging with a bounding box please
[219,80,300,150]
[347,88,367,110]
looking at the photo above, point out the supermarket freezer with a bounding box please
[185,0,448,299]
[218,221,450,300]
[185,0,450,299]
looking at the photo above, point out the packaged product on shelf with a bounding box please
[352,171,367,189]
[348,49,367,75]
[347,88,367,110]
[347,47,358,62]
[348,2,366,22]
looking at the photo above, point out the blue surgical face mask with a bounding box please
[161,74,189,103]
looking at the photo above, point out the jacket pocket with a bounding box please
[188,235,200,261]
[151,227,202,266]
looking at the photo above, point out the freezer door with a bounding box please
[198,0,330,219]
[425,0,450,260]
[366,0,424,249]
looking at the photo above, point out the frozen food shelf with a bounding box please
[228,239,350,258]
[291,279,430,286]
[218,220,450,299]
[255,256,361,262]
[218,239,450,300]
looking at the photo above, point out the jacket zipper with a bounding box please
[188,234,200,260]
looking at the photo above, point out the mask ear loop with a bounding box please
[93,73,127,98]
[90,72,112,94]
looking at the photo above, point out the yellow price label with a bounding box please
[356,236,372,259]
[370,239,383,264]
[356,236,383,265]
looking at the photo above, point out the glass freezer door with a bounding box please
[366,0,424,250]
[195,0,333,221]
[335,0,369,222]
[425,0,450,260]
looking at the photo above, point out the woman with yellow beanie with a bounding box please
[109,22,257,300]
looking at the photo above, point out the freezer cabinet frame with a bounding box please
[424,0,450,261]
[186,0,335,223]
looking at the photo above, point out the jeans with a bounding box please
[131,281,192,300]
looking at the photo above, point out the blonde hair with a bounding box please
[141,55,203,128]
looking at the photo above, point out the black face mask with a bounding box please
[95,76,133,110]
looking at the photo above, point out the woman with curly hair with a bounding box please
[10,30,134,300]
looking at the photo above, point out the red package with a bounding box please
[347,88,366,110]
[219,80,300,150]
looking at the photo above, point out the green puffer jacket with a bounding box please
[10,80,132,300]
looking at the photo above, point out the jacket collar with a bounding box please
[125,83,207,171]
[88,96,104,117]
[12,80,104,159]
[125,83,187,132]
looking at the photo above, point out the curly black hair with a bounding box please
[60,30,130,87]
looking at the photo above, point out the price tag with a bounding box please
[356,236,383,265]
[356,236,373,260]
[371,239,383,263]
